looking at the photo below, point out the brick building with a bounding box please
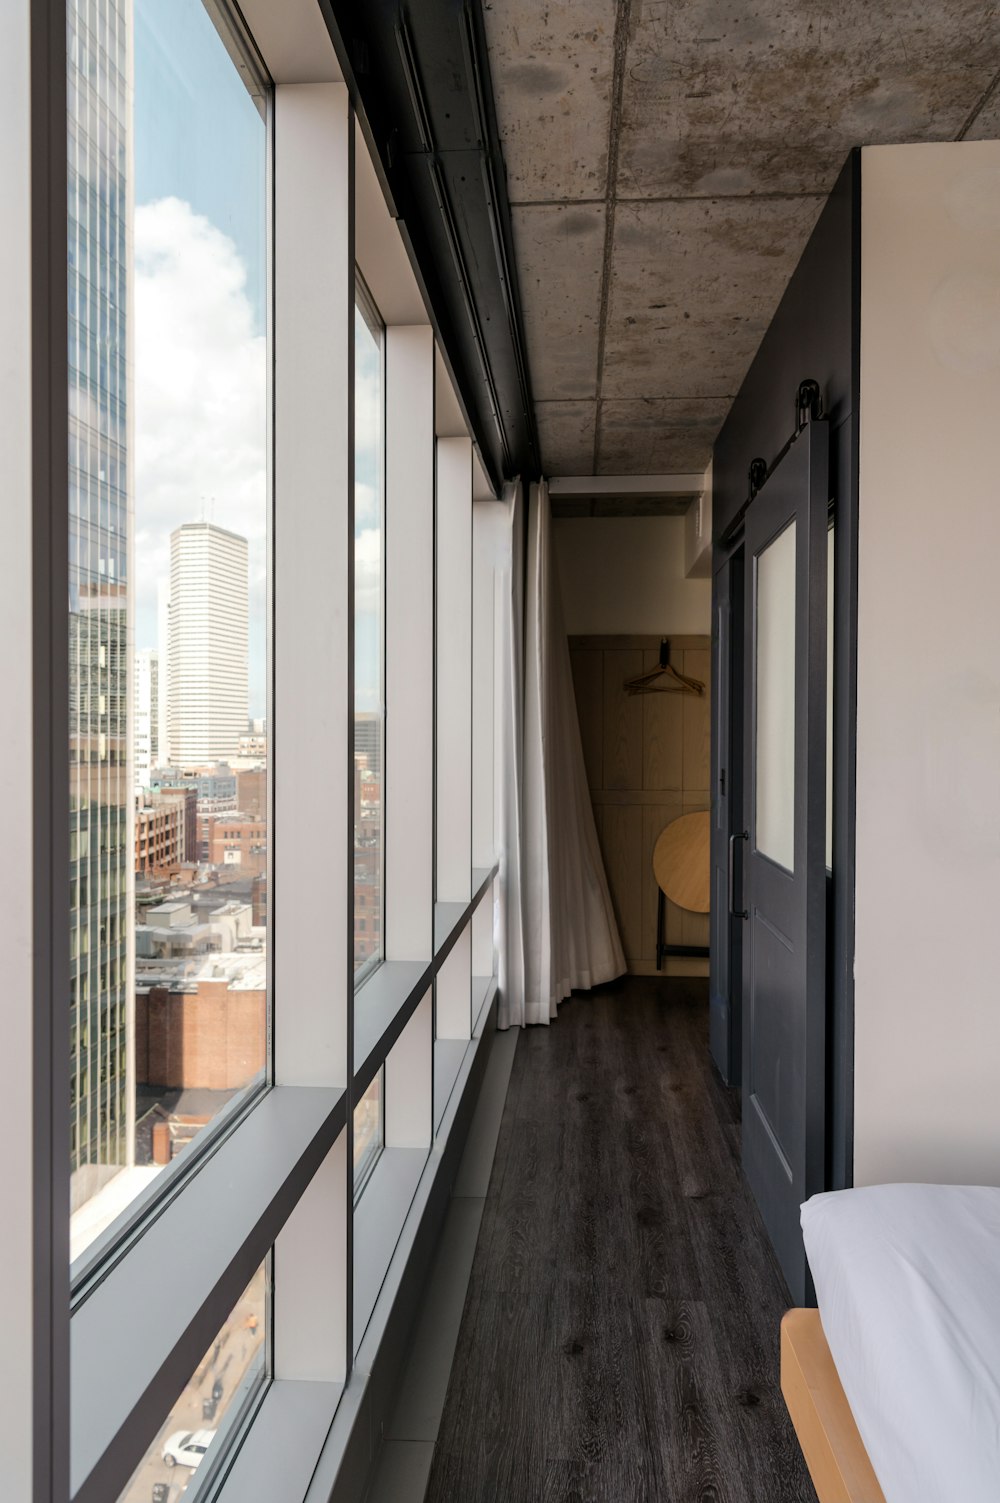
[236,767,267,820]
[134,787,197,875]
[199,814,268,875]
[354,846,381,967]
[251,873,267,927]
[135,961,266,1091]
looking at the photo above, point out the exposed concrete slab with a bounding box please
[535,399,597,474]
[483,0,1000,476]
[619,1,1000,200]
[481,0,615,202]
[597,397,730,472]
[964,76,1000,139]
[601,195,824,400]
[512,204,606,400]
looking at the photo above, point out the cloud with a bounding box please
[133,197,267,704]
[356,480,380,533]
[354,320,382,536]
[134,197,384,718]
[355,527,381,616]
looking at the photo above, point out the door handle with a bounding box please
[728,831,749,920]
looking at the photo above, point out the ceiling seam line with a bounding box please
[511,190,828,209]
[535,395,737,405]
[592,0,633,475]
[956,67,1000,139]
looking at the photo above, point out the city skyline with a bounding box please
[72,0,383,1249]
[70,0,271,1227]
[132,0,268,719]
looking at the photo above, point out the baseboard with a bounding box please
[627,959,710,979]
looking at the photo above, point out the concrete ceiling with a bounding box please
[481,0,1000,476]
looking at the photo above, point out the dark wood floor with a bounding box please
[426,975,818,1503]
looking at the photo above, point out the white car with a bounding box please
[162,1429,216,1469]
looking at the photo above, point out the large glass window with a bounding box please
[68,0,270,1264]
[118,1262,267,1500]
[354,285,385,978]
[354,1070,384,1200]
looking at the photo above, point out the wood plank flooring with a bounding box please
[425,975,818,1503]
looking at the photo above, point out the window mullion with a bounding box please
[9,0,73,1496]
[271,78,353,1384]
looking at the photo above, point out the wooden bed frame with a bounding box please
[780,1309,887,1503]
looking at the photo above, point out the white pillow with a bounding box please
[801,1183,1000,1503]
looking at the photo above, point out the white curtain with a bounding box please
[502,478,625,1027]
[497,480,526,1030]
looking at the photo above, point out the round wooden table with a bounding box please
[652,811,710,967]
[653,810,711,913]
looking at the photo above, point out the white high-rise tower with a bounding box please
[134,648,159,790]
[157,576,171,768]
[168,522,249,764]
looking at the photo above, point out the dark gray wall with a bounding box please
[711,150,859,1193]
[713,152,858,542]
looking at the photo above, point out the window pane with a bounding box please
[354,294,384,977]
[354,1072,383,1198]
[754,520,796,871]
[68,0,269,1259]
[118,1262,267,1500]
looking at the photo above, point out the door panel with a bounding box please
[742,419,828,1305]
[709,555,743,1083]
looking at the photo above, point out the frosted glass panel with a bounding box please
[755,521,796,871]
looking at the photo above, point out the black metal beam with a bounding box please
[318,0,540,494]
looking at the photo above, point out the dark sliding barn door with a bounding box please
[742,417,828,1306]
[709,552,743,1085]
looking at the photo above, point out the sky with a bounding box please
[133,0,382,723]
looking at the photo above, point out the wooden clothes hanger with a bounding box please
[623,638,704,697]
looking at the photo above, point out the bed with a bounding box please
[781,1183,1000,1503]
[781,1307,885,1503]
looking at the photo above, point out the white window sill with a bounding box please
[353,1145,428,1352]
[204,1379,344,1503]
[71,1085,345,1503]
[354,961,431,1093]
[208,986,500,1503]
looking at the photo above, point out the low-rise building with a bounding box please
[134,786,197,875]
[203,814,268,876]
[134,950,266,1093]
[236,767,267,819]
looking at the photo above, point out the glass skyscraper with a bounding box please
[67,0,133,1202]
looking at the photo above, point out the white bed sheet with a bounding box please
[801,1183,1000,1503]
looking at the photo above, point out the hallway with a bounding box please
[426,977,818,1502]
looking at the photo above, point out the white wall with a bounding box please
[684,467,713,578]
[854,141,1000,1187]
[554,516,711,636]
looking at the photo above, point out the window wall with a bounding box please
[68,0,270,1263]
[118,1262,267,1500]
[353,1070,383,1197]
[3,0,505,1497]
[354,283,385,979]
